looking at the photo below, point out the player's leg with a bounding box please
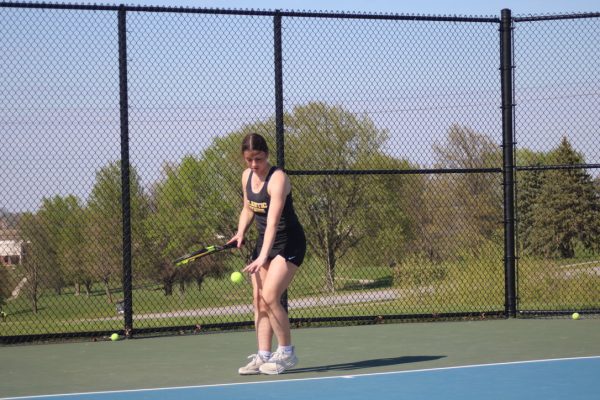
[238,261,273,375]
[258,256,298,374]
[254,263,274,353]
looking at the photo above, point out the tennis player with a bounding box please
[229,133,306,375]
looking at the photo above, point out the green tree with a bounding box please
[517,166,544,254]
[528,138,600,258]
[428,124,503,259]
[410,175,459,262]
[17,197,83,311]
[352,153,418,269]
[32,196,89,295]
[196,132,254,245]
[285,102,409,291]
[151,102,415,293]
[146,152,242,295]
[18,212,52,313]
[515,149,552,255]
[85,162,151,303]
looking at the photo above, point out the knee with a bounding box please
[253,291,269,312]
[260,289,280,308]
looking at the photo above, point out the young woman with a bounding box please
[229,133,306,375]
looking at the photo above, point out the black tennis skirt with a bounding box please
[252,225,306,267]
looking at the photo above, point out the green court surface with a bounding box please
[1,318,599,399]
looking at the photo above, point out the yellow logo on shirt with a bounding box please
[248,200,267,214]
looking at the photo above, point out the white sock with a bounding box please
[258,350,272,360]
[278,345,294,354]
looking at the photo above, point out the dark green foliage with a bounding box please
[521,138,600,259]
[517,166,545,253]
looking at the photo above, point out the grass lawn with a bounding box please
[1,254,598,337]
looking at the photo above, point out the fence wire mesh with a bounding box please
[513,15,600,316]
[0,4,598,342]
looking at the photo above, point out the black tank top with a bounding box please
[246,166,301,240]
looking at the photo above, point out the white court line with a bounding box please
[3,355,600,400]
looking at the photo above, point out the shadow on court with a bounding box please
[286,355,446,374]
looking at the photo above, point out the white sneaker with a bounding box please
[259,349,298,375]
[238,354,267,375]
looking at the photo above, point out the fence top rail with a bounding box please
[2,2,598,22]
[514,12,600,22]
[1,1,499,22]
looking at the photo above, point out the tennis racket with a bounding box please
[173,241,239,267]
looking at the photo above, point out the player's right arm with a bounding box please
[230,168,254,248]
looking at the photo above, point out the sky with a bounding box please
[69,0,599,16]
[2,0,599,213]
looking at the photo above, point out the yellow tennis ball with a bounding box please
[230,271,243,283]
[572,312,580,320]
[110,333,120,341]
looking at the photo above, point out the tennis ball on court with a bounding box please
[230,271,243,283]
[110,333,120,341]
[572,312,580,320]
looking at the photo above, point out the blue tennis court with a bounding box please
[4,356,599,400]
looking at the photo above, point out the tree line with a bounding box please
[3,102,599,312]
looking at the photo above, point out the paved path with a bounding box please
[91,287,434,322]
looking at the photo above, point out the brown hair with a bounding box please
[241,133,269,154]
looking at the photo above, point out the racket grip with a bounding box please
[226,240,243,248]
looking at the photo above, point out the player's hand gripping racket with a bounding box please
[173,241,240,267]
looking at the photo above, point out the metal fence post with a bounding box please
[118,5,133,335]
[273,10,288,312]
[500,8,517,318]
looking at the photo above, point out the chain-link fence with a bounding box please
[1,3,598,343]
[513,13,600,316]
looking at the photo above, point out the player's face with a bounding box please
[243,150,269,174]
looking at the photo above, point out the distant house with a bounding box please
[0,229,22,267]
